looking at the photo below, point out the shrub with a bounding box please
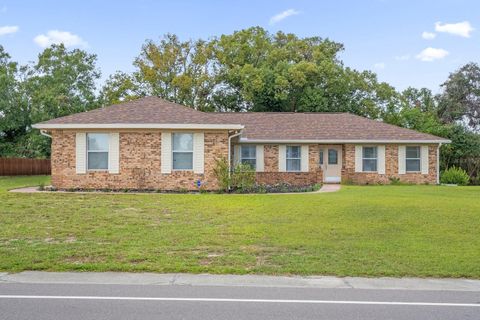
[213,157,230,192]
[38,183,45,191]
[231,163,256,192]
[440,166,470,185]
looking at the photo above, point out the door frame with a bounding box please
[320,145,342,183]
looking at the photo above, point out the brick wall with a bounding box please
[342,144,438,184]
[51,130,228,191]
[255,144,322,186]
[51,133,438,191]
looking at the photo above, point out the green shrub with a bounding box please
[231,163,256,192]
[213,157,230,192]
[38,182,45,191]
[440,166,470,185]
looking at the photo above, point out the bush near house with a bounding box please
[440,167,470,185]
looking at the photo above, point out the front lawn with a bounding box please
[0,176,479,278]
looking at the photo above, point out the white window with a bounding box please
[87,133,109,170]
[241,145,256,169]
[406,146,421,172]
[172,133,193,170]
[362,146,377,172]
[286,146,301,172]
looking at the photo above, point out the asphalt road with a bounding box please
[1,282,479,320]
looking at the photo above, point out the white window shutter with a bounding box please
[108,133,120,174]
[354,145,362,173]
[193,132,204,174]
[278,144,287,172]
[256,145,264,172]
[421,145,429,174]
[161,132,172,174]
[301,145,309,172]
[278,145,286,172]
[75,132,86,174]
[398,145,406,174]
[377,145,385,174]
[233,145,241,165]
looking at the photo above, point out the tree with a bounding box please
[0,44,101,158]
[437,62,480,132]
[27,44,101,124]
[213,27,396,117]
[0,46,31,156]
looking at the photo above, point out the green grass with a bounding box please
[1,175,479,278]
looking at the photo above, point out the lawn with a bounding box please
[0,176,479,278]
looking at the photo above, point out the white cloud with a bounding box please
[0,25,19,36]
[269,9,300,25]
[415,47,449,62]
[421,31,436,40]
[395,54,410,61]
[434,21,474,38]
[34,30,88,48]
[374,62,385,69]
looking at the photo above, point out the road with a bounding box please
[1,280,479,320]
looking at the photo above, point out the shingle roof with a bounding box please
[33,96,450,143]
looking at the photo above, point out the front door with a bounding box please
[321,145,342,183]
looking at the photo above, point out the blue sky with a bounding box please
[0,0,478,93]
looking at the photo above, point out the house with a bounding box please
[33,97,451,190]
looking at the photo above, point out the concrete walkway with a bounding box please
[0,272,478,291]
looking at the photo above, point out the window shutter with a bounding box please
[301,145,309,172]
[193,132,204,174]
[108,133,120,174]
[354,145,362,173]
[161,132,172,174]
[75,132,86,174]
[421,145,429,174]
[233,145,240,165]
[398,145,406,174]
[377,145,385,174]
[256,145,264,172]
[278,145,286,172]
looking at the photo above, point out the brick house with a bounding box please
[33,97,451,190]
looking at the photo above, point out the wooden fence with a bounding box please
[0,158,51,176]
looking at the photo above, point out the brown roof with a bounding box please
[34,96,449,143]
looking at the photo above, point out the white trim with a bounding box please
[377,145,385,174]
[240,138,451,144]
[75,132,86,174]
[421,145,429,175]
[398,145,406,175]
[161,132,172,174]
[108,133,120,174]
[193,132,204,174]
[33,123,244,130]
[354,145,362,173]
[278,145,286,172]
[256,145,264,172]
[301,145,309,172]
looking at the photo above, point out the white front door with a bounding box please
[321,145,342,183]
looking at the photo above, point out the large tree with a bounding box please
[437,62,480,132]
[0,44,101,158]
[213,27,396,116]
[0,46,30,156]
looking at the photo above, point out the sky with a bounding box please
[0,0,478,93]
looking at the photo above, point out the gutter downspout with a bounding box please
[228,129,243,178]
[40,129,52,138]
[437,143,442,184]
